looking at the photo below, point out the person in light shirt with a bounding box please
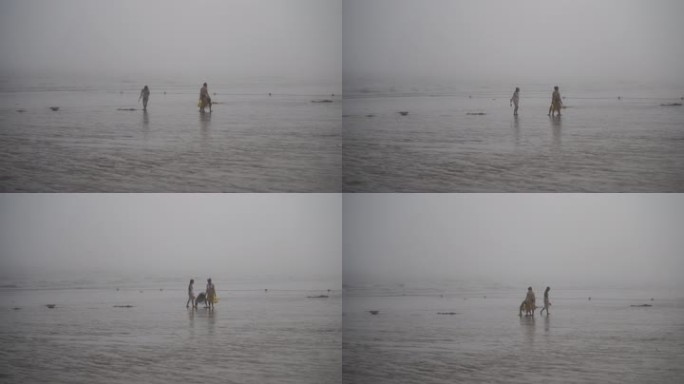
[510,87,520,116]
[540,286,551,316]
[186,279,195,308]
[138,85,150,111]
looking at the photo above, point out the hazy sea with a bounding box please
[0,276,341,384]
[0,75,341,192]
[343,83,684,192]
[343,283,684,384]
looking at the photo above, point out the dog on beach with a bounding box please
[519,300,538,316]
[195,292,210,308]
[197,97,212,113]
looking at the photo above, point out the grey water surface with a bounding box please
[0,278,341,384]
[343,284,684,384]
[0,77,341,192]
[343,86,684,192]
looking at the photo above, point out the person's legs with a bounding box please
[514,103,518,116]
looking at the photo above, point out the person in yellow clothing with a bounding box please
[206,278,218,310]
[519,286,536,316]
[548,86,562,117]
[198,83,212,112]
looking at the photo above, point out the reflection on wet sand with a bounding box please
[188,307,195,327]
[199,111,212,145]
[208,309,216,335]
[550,115,562,150]
[199,111,212,129]
[512,116,520,147]
[520,315,536,346]
[142,111,150,140]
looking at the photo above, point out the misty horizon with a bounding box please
[344,0,684,87]
[343,194,684,290]
[0,194,342,285]
[0,0,341,85]
[2,1,683,90]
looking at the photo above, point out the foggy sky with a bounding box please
[0,194,341,281]
[343,194,684,288]
[344,0,684,85]
[0,0,341,82]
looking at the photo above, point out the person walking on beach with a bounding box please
[519,286,536,316]
[138,85,150,111]
[206,278,217,310]
[540,286,551,316]
[199,82,212,112]
[186,279,195,308]
[548,86,562,117]
[510,87,520,116]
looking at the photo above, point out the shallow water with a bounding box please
[343,88,684,192]
[0,78,341,192]
[0,282,341,384]
[342,284,684,383]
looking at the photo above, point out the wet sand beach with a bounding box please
[0,281,341,384]
[343,87,684,192]
[0,80,341,192]
[343,284,684,384]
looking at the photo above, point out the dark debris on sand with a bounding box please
[307,295,329,299]
[466,112,486,116]
[113,305,135,308]
[369,310,379,315]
